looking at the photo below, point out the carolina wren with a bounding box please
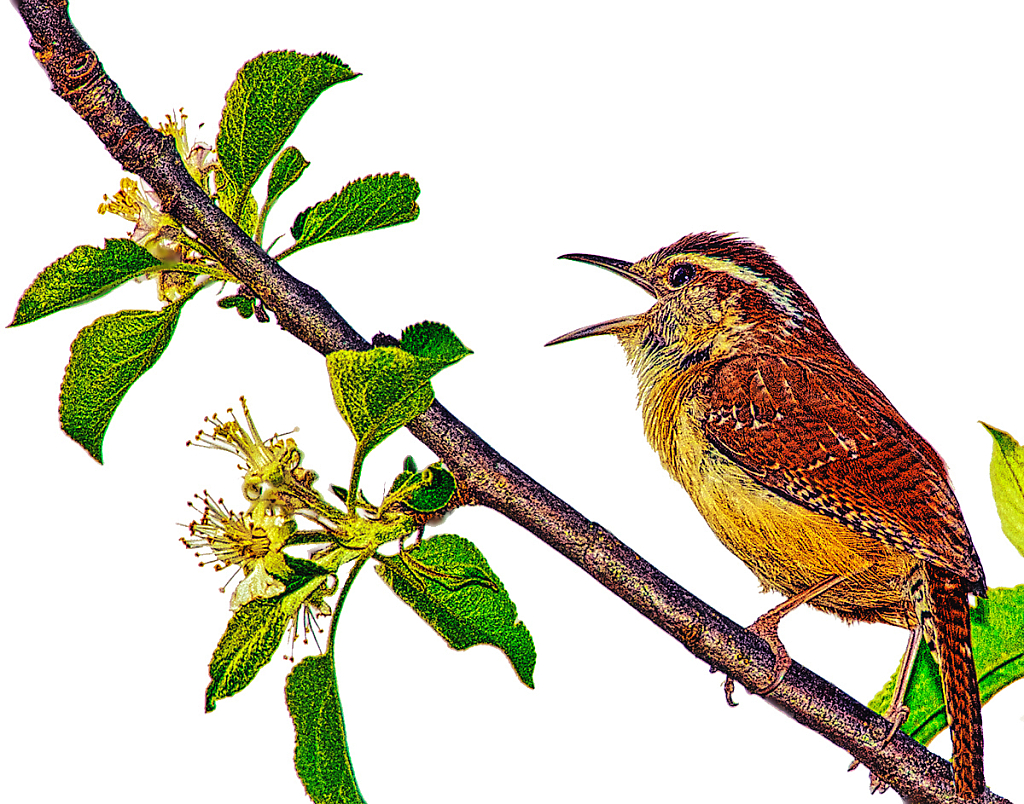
[547,232,986,798]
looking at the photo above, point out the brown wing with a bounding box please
[701,354,984,588]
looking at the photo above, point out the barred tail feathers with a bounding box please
[911,563,985,798]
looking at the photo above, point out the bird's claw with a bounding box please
[747,612,792,695]
[715,613,792,705]
[723,676,740,707]
[846,705,907,793]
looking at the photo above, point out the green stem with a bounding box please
[272,240,303,261]
[175,275,218,301]
[178,232,216,259]
[346,444,367,514]
[285,528,337,547]
[327,555,368,653]
[253,201,270,249]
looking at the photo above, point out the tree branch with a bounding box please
[12,2,1008,801]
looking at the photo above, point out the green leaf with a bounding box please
[257,147,312,247]
[386,475,415,500]
[217,294,255,319]
[10,239,161,326]
[982,423,1024,558]
[215,169,258,235]
[407,465,456,513]
[217,51,357,203]
[266,146,310,210]
[326,326,470,458]
[206,598,290,713]
[327,347,434,454]
[286,655,366,804]
[285,173,420,256]
[398,320,472,365]
[205,571,331,712]
[283,554,332,586]
[386,462,457,514]
[386,458,419,498]
[60,303,185,463]
[869,585,1024,745]
[376,534,537,687]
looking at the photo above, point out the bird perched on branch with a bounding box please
[547,232,986,798]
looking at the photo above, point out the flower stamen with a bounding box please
[187,397,307,503]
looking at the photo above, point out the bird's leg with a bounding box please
[880,625,921,742]
[848,625,922,790]
[724,573,848,704]
[749,573,849,693]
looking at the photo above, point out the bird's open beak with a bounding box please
[556,253,656,295]
[545,253,651,346]
[545,314,642,346]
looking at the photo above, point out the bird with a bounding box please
[546,231,986,798]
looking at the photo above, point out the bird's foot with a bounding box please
[717,611,792,705]
[747,610,792,695]
[878,704,910,748]
[709,665,743,707]
[722,676,740,707]
[845,762,892,796]
[846,703,908,793]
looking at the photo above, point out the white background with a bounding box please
[2,2,1022,802]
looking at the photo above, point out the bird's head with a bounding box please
[547,232,830,375]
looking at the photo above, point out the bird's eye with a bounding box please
[667,262,695,287]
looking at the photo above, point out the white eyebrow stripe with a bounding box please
[698,257,804,319]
